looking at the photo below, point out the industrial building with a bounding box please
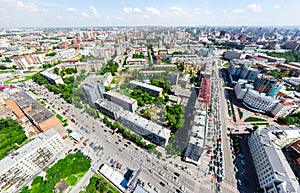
[248,126,300,193]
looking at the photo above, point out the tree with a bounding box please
[53,67,60,75]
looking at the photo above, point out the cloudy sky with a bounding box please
[0,0,299,27]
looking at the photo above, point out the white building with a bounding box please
[129,80,163,97]
[242,89,280,113]
[104,91,138,112]
[117,111,170,146]
[0,129,67,193]
[248,126,300,193]
[271,102,298,118]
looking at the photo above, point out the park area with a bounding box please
[20,153,91,193]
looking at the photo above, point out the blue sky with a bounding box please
[0,0,299,27]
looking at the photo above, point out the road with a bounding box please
[22,80,205,193]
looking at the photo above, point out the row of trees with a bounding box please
[265,50,300,63]
[130,89,155,106]
[21,153,91,193]
[45,52,56,57]
[277,112,300,126]
[0,118,27,160]
[165,104,184,132]
[103,117,161,157]
[100,60,119,76]
[151,79,171,93]
[132,53,144,59]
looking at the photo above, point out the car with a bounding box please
[154,187,159,193]
[241,159,246,166]
[159,181,165,187]
[175,189,183,193]
[163,166,169,171]
[237,179,242,186]
[118,148,122,152]
[149,169,154,174]
[174,172,180,177]
[147,182,153,188]
[243,178,249,187]
[238,154,245,158]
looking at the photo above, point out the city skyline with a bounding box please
[1,0,300,28]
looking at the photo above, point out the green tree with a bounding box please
[53,67,60,75]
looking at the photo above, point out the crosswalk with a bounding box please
[210,176,240,193]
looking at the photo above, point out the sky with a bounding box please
[0,0,300,28]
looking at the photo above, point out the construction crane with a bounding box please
[281,67,291,80]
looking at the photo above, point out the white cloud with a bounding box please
[274,5,280,9]
[248,3,262,12]
[222,9,227,13]
[233,9,244,13]
[123,7,141,13]
[205,10,213,14]
[89,6,99,16]
[16,1,45,12]
[194,8,201,15]
[143,15,149,18]
[56,15,63,19]
[66,7,76,12]
[145,7,160,15]
[5,15,11,18]
[169,6,186,16]
[81,12,89,18]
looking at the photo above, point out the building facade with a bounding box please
[129,80,163,97]
[104,91,138,112]
[117,111,170,146]
[248,126,300,193]
[243,89,280,113]
[0,129,67,193]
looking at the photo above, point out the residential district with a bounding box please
[0,26,299,193]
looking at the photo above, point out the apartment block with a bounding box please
[0,129,67,193]
[118,111,170,146]
[248,126,300,193]
[104,91,138,112]
[129,80,163,97]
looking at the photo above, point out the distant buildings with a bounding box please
[104,91,138,112]
[11,54,44,69]
[248,126,300,193]
[227,61,260,81]
[0,129,67,193]
[129,80,163,97]
[118,111,170,146]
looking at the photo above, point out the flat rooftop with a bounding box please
[105,91,137,104]
[130,80,163,92]
[0,129,60,172]
[256,126,300,192]
[10,91,54,124]
[119,111,170,140]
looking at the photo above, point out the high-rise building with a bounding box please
[254,76,284,97]
[248,126,300,193]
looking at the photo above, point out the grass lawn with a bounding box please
[245,117,266,122]
[4,75,32,84]
[84,174,120,193]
